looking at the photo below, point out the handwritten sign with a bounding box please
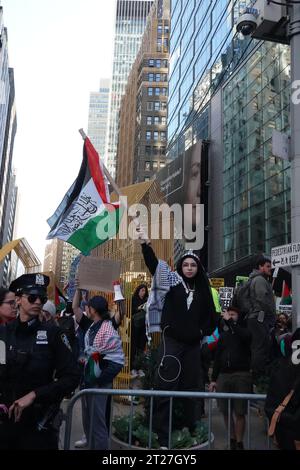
[78,256,121,293]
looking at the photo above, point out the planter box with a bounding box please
[110,433,214,451]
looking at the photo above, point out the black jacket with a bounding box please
[212,319,252,381]
[265,358,300,442]
[0,317,80,424]
[142,243,217,344]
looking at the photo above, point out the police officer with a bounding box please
[0,274,80,449]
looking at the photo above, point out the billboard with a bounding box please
[156,140,208,267]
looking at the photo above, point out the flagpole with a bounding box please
[79,128,140,229]
[79,128,123,197]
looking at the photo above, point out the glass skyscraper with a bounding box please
[167,0,291,273]
[87,79,110,160]
[106,0,153,177]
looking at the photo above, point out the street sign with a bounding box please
[271,242,300,268]
[210,278,225,289]
[219,287,234,310]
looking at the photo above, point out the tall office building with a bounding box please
[116,0,170,187]
[87,79,110,160]
[165,0,290,277]
[0,7,18,286]
[43,239,79,290]
[106,0,153,177]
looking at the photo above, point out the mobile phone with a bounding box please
[257,311,265,323]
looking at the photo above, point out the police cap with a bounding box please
[10,273,50,296]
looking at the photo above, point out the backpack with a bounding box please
[230,279,254,319]
[57,314,76,346]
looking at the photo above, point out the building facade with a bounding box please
[0,8,18,286]
[116,0,170,187]
[87,79,110,160]
[106,0,153,177]
[43,239,79,291]
[166,0,290,275]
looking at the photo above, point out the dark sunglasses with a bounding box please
[22,294,48,305]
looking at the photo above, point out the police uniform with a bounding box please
[0,274,80,450]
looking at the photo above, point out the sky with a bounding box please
[1,0,116,262]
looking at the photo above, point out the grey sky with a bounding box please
[1,0,115,261]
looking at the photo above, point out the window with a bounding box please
[148,73,154,82]
[148,87,153,96]
[163,38,169,52]
[153,131,159,141]
[154,116,160,125]
[160,162,166,168]
[153,147,160,155]
[161,117,167,125]
[161,147,166,155]
[156,59,161,68]
[162,59,168,68]
[161,88,167,96]
[157,39,162,52]
[147,101,153,111]
[144,177,150,182]
[145,161,151,171]
[161,131,166,141]
[155,87,160,96]
[157,25,163,35]
[161,102,167,111]
[147,116,152,125]
[154,101,160,111]
[146,131,152,140]
[164,25,169,34]
[153,161,158,169]
[145,146,151,155]
[149,59,154,67]
[155,73,161,82]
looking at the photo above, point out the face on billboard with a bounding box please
[184,142,201,232]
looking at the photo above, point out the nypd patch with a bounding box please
[61,333,72,351]
[36,330,48,344]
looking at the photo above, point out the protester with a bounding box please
[0,274,80,449]
[0,287,17,325]
[72,288,125,449]
[130,284,148,378]
[232,255,276,383]
[209,307,252,450]
[265,328,300,450]
[137,226,217,449]
[40,300,57,326]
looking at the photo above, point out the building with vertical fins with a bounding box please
[87,78,110,160]
[106,0,153,177]
[0,7,18,286]
[116,0,170,188]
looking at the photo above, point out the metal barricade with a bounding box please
[63,389,268,450]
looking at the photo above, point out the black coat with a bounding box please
[142,244,217,344]
[0,317,80,425]
[211,319,252,380]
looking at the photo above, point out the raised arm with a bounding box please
[72,288,83,324]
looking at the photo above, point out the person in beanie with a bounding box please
[137,227,217,449]
[72,289,125,449]
[0,274,80,450]
[41,300,57,326]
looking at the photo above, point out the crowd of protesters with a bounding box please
[0,242,299,451]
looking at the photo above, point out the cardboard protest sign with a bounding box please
[78,256,121,293]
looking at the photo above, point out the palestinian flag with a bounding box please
[47,137,121,255]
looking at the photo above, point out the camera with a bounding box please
[236,12,258,36]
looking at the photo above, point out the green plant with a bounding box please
[112,413,160,448]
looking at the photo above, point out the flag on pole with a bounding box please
[47,137,121,255]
